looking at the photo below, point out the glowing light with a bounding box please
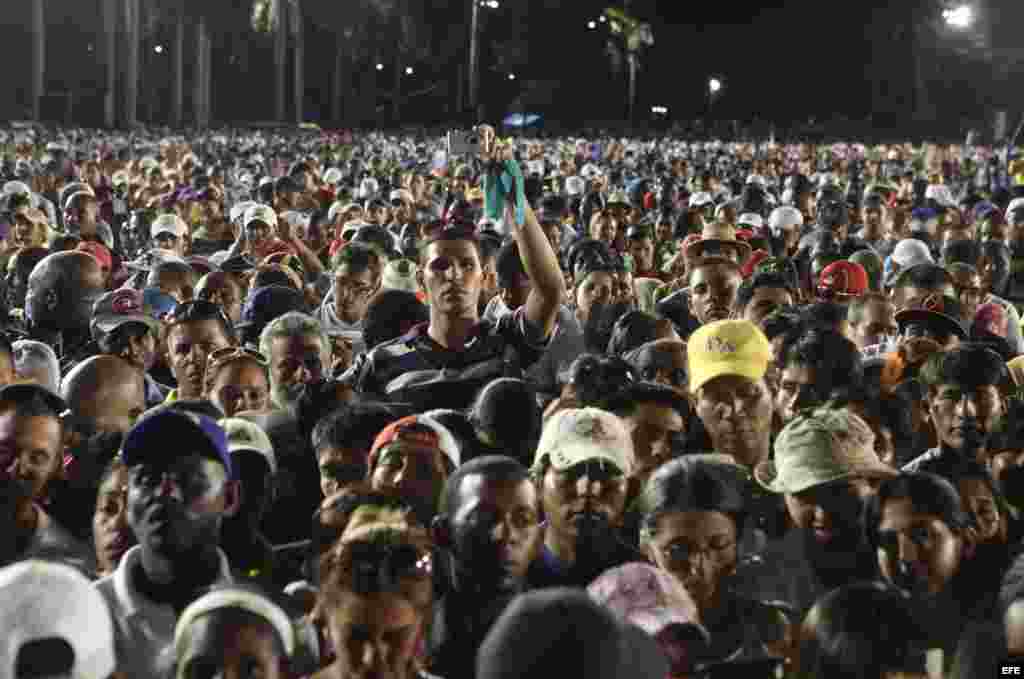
[943,5,974,29]
[709,78,722,94]
[587,20,597,29]
[405,66,414,75]
[376,63,384,71]
[154,45,164,54]
[508,73,516,80]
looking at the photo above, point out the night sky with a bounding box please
[0,0,1008,129]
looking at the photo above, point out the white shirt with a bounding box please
[94,545,234,679]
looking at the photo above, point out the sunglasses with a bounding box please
[206,346,268,372]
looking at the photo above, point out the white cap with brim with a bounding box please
[151,213,188,239]
[174,587,296,658]
[244,204,278,231]
[532,407,633,474]
[0,560,117,679]
[220,417,277,474]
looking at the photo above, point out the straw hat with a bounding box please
[685,222,752,261]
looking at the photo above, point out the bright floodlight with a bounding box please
[154,45,164,54]
[508,73,516,80]
[376,63,384,71]
[588,20,597,29]
[405,66,414,75]
[485,0,500,8]
[651,106,668,115]
[599,15,607,22]
[709,78,722,94]
[943,5,974,29]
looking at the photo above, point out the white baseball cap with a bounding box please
[151,213,188,239]
[768,205,804,232]
[1007,197,1024,215]
[737,212,764,229]
[688,191,714,208]
[924,183,955,208]
[358,177,380,200]
[565,176,586,196]
[381,258,419,293]
[230,200,258,225]
[174,586,296,658]
[220,417,277,475]
[322,167,343,185]
[532,407,633,474]
[0,560,117,679]
[244,204,278,231]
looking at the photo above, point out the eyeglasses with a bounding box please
[206,346,268,373]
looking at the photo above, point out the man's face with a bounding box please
[367,205,389,225]
[333,264,379,326]
[420,240,483,320]
[541,459,628,546]
[74,373,146,436]
[126,454,230,558]
[622,403,685,485]
[644,510,738,612]
[246,219,272,247]
[692,375,773,469]
[326,592,422,679]
[448,474,541,590]
[958,477,1002,544]
[863,206,884,236]
[850,300,897,350]
[80,200,99,228]
[628,237,655,273]
[110,325,158,372]
[775,363,826,424]
[574,271,615,323]
[370,440,448,514]
[0,410,62,504]
[167,319,233,400]
[927,383,1003,454]
[741,285,793,327]
[655,221,672,244]
[785,479,871,551]
[876,498,965,597]
[950,270,983,321]
[175,610,286,679]
[590,214,617,246]
[501,272,532,312]
[269,334,328,411]
[979,251,1010,295]
[688,265,741,325]
[317,445,369,499]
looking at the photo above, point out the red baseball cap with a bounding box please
[368,414,461,471]
[77,241,113,272]
[817,260,868,300]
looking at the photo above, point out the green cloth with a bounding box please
[483,159,526,226]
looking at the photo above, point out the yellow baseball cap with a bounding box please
[687,320,771,392]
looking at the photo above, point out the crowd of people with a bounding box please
[2,121,1024,678]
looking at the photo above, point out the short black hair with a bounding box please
[496,240,527,289]
[919,342,1006,390]
[638,456,748,541]
[363,289,429,349]
[761,308,803,342]
[311,402,399,455]
[779,328,863,394]
[735,272,796,312]
[418,224,482,264]
[893,263,953,291]
[332,242,380,277]
[798,301,850,331]
[942,239,980,266]
[603,381,689,419]
[439,455,530,517]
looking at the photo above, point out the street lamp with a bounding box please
[599,15,607,23]
[376,63,384,71]
[405,66,414,75]
[508,73,516,80]
[588,20,597,29]
[943,5,974,29]
[154,45,164,54]
[709,78,722,94]
[484,0,499,8]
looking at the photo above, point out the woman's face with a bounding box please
[209,359,270,417]
[324,592,423,679]
[645,510,738,614]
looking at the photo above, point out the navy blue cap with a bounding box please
[235,285,307,331]
[121,410,233,479]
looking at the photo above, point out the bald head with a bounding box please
[25,251,106,331]
[61,355,146,434]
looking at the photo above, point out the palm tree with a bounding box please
[603,5,653,124]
